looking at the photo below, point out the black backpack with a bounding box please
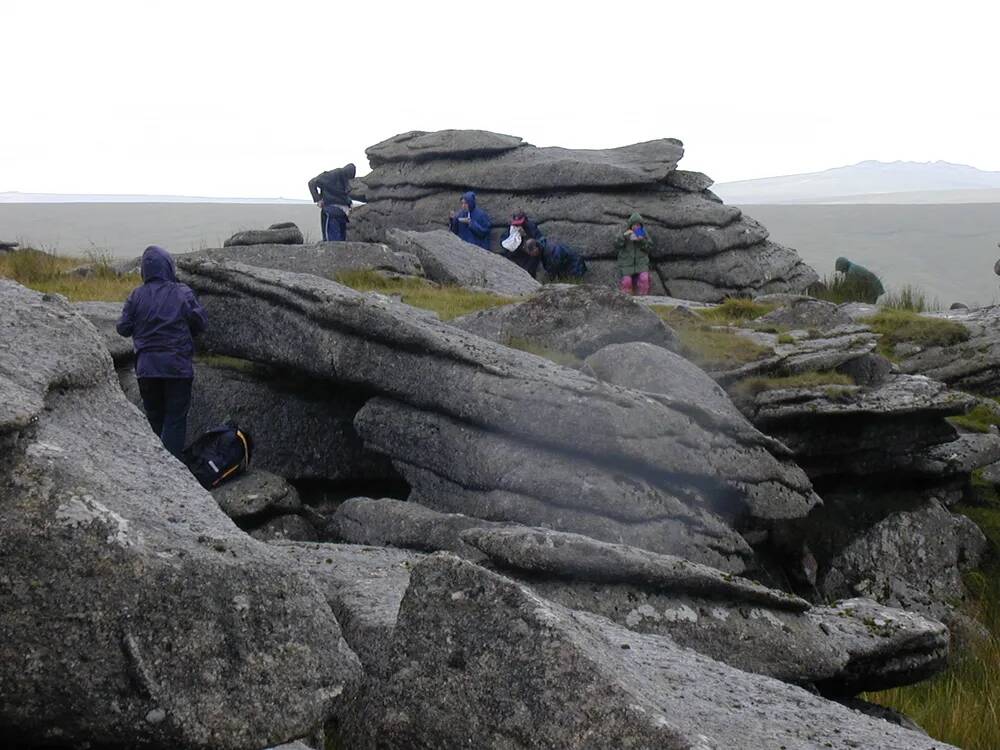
[183,422,253,490]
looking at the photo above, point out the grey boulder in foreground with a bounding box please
[339,554,956,750]
[0,280,361,749]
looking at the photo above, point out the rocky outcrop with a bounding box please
[384,228,539,295]
[211,468,301,519]
[224,221,304,246]
[184,239,424,279]
[73,300,134,366]
[0,280,361,749]
[177,259,819,573]
[338,554,955,749]
[451,284,677,359]
[459,526,949,695]
[350,129,818,301]
[898,306,1000,396]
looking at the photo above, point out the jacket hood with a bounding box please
[628,212,644,227]
[343,163,356,179]
[141,245,177,283]
[835,256,850,272]
[462,191,477,211]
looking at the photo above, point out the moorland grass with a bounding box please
[333,269,517,321]
[949,400,1000,434]
[653,304,770,371]
[0,248,138,302]
[865,475,1000,749]
[861,309,970,358]
[694,297,777,325]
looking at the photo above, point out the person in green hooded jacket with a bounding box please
[835,257,885,303]
[615,212,654,295]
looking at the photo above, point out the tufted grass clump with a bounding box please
[333,269,517,321]
[881,284,940,313]
[694,297,777,325]
[862,309,970,358]
[0,248,139,302]
[949,400,1000,434]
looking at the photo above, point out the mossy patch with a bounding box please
[694,298,777,325]
[653,304,770,371]
[333,269,517,321]
[861,309,970,359]
[0,248,139,302]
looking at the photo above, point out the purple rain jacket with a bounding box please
[116,245,207,379]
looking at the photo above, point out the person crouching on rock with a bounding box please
[448,191,492,250]
[524,239,588,281]
[834,256,885,304]
[615,212,653,295]
[501,211,546,276]
[116,245,207,459]
[308,163,356,242]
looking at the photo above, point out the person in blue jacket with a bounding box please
[116,245,207,459]
[447,191,492,250]
[308,163,356,242]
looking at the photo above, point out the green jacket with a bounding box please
[615,212,653,276]
[835,256,885,300]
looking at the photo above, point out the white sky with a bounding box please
[5,0,1000,198]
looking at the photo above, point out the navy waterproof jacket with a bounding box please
[116,246,207,379]
[448,191,492,250]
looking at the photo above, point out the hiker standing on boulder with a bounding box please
[834,256,885,303]
[448,191,492,250]
[615,212,653,295]
[116,245,207,459]
[308,163,356,242]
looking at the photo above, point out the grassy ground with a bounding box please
[949,400,1000,434]
[0,248,138,301]
[653,302,771,371]
[811,274,940,312]
[333,269,517,321]
[862,309,970,358]
[0,248,142,302]
[865,475,1000,748]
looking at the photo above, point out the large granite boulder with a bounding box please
[72,300,134,366]
[182,240,423,279]
[0,280,361,748]
[451,284,677,359]
[383,228,539,295]
[461,526,950,695]
[176,259,819,573]
[224,221,304,247]
[350,129,818,302]
[338,554,955,749]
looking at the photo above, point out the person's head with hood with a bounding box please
[835,257,853,273]
[628,212,644,231]
[343,163,356,179]
[461,191,477,213]
[140,245,177,283]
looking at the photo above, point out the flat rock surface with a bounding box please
[756,297,855,332]
[898,306,1000,396]
[180,241,423,279]
[211,468,301,519]
[451,285,677,359]
[339,554,955,750]
[273,542,423,673]
[384,229,539,295]
[0,280,360,749]
[364,129,525,167]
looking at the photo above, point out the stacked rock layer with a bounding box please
[351,129,819,302]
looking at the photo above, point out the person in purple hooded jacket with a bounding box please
[116,245,207,459]
[447,191,492,250]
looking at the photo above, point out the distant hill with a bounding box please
[713,161,1000,205]
[0,192,310,205]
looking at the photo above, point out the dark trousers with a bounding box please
[321,205,348,242]
[138,377,193,459]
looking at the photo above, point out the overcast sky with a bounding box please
[5,0,999,198]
